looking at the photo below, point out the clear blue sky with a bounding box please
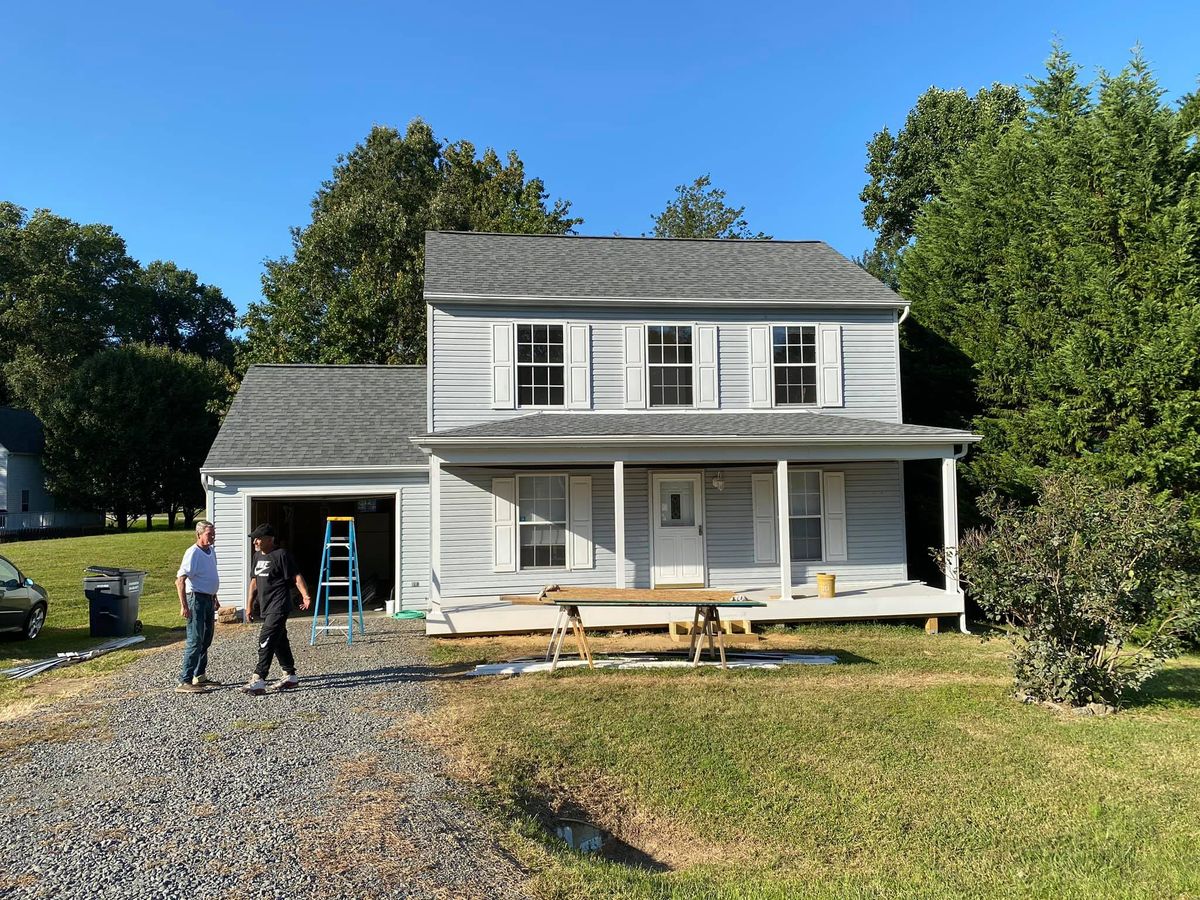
[4,1,1198,313]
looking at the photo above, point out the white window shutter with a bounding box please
[568,475,593,569]
[492,477,517,573]
[623,324,646,408]
[818,324,843,407]
[822,471,847,562]
[566,323,591,409]
[695,325,719,409]
[749,325,772,408]
[751,472,778,564]
[491,323,515,409]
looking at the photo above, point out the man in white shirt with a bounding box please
[175,520,221,693]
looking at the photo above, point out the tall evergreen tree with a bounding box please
[900,48,1200,517]
[241,120,580,366]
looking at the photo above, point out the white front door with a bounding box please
[651,473,705,587]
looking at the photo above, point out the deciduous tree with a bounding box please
[241,120,580,366]
[649,175,770,240]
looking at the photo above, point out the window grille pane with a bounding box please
[789,517,823,561]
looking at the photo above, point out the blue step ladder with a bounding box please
[310,516,366,645]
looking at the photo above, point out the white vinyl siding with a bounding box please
[430,305,901,430]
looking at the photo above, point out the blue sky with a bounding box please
[3,1,1198,313]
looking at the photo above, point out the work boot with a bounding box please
[192,674,220,686]
[175,682,206,694]
[273,673,299,691]
[240,675,268,696]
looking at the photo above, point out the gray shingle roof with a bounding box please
[203,365,427,470]
[0,408,45,454]
[421,412,977,444]
[423,232,905,306]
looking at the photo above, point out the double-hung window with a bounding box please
[517,475,567,568]
[788,470,823,561]
[648,325,693,407]
[516,324,565,407]
[772,325,817,406]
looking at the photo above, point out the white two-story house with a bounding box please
[202,231,978,634]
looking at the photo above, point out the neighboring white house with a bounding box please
[202,232,979,634]
[0,408,103,535]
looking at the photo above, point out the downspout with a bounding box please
[898,306,911,326]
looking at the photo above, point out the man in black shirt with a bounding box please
[242,524,312,695]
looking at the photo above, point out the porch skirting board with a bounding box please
[424,581,964,636]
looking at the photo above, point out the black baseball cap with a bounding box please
[249,524,277,539]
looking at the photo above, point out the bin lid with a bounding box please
[85,566,149,576]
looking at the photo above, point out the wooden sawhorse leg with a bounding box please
[691,605,729,669]
[549,605,593,674]
[545,606,568,661]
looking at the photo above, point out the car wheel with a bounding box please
[23,604,46,640]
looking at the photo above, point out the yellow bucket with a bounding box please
[816,573,837,599]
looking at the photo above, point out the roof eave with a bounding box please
[417,432,980,449]
[424,291,908,309]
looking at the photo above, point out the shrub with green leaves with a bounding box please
[956,475,1200,707]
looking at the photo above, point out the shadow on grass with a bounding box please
[1127,665,1200,708]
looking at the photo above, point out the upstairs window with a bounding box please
[773,325,817,405]
[20,490,30,513]
[516,324,564,407]
[648,325,693,407]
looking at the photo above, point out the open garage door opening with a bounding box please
[248,495,396,614]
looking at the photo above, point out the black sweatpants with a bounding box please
[255,600,296,678]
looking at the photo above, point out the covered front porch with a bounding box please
[417,411,979,636]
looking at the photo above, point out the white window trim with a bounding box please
[515,471,571,571]
[787,466,826,564]
[770,323,820,409]
[645,322,699,409]
[514,320,569,410]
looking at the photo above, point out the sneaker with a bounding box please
[192,674,220,686]
[175,682,207,694]
[273,674,299,691]
[240,675,268,696]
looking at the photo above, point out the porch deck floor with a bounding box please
[500,586,752,605]
[426,581,963,636]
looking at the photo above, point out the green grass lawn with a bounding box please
[424,626,1200,900]
[0,529,196,709]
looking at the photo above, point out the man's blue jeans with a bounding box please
[179,593,215,684]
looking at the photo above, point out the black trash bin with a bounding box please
[85,566,147,638]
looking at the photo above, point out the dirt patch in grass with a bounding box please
[409,703,727,873]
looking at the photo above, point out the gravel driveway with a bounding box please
[0,616,531,899]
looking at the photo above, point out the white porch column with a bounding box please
[776,460,792,600]
[613,460,626,589]
[429,455,442,605]
[941,456,960,595]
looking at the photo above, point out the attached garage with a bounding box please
[201,365,430,614]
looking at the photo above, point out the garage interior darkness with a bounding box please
[249,496,395,610]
